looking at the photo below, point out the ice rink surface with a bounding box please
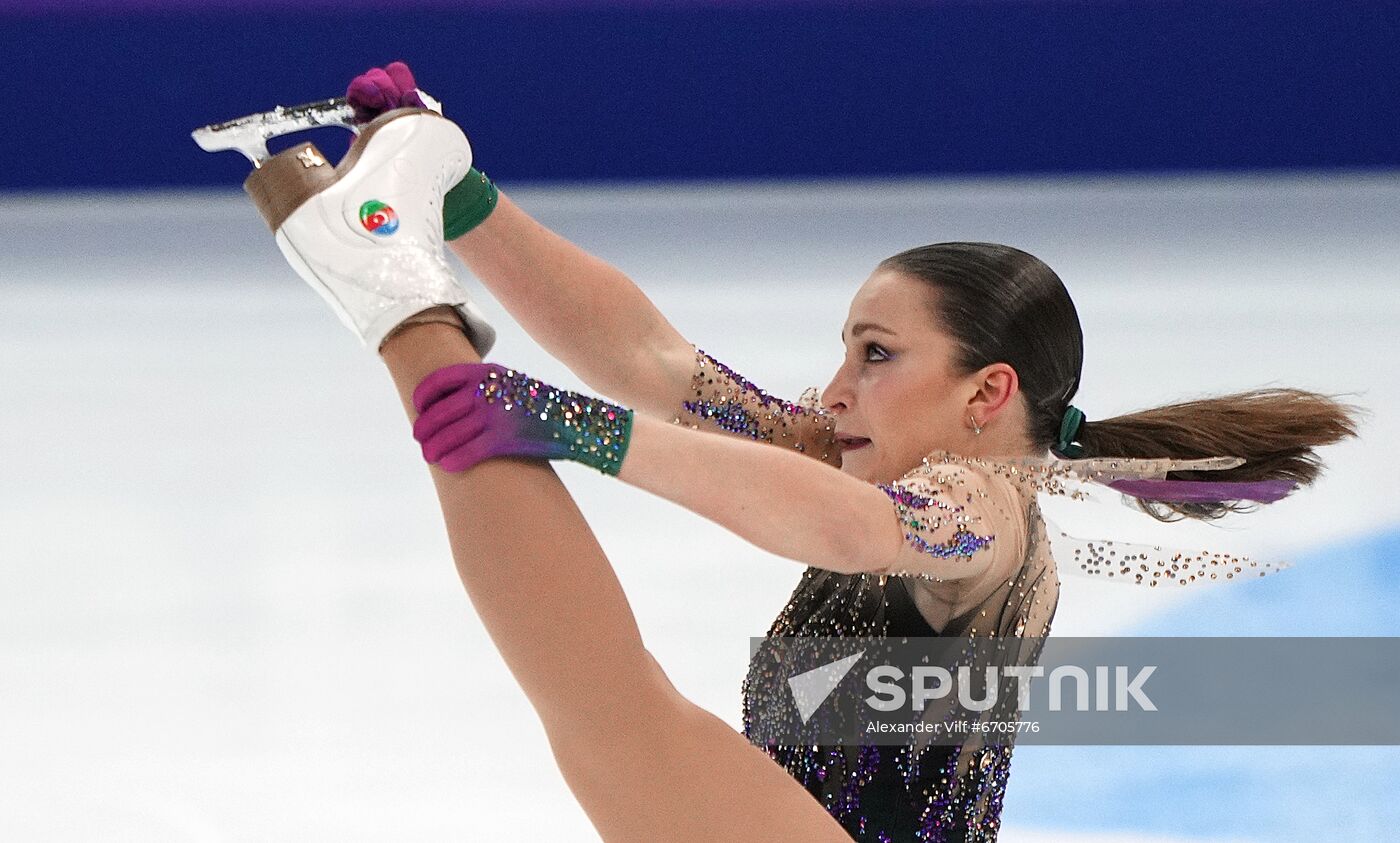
[3,172,1398,840]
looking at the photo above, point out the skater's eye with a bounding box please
[864,343,890,363]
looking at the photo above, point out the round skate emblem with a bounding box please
[358,200,400,236]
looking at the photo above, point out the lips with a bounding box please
[836,435,871,452]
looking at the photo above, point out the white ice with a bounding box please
[2,171,1397,841]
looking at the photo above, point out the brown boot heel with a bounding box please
[243,141,339,232]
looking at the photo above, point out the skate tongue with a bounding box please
[192,97,359,168]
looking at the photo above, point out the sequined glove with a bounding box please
[411,363,635,476]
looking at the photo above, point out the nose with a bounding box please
[821,361,854,412]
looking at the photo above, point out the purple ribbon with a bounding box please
[1104,478,1297,504]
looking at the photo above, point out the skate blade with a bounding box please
[191,97,359,168]
[192,91,444,168]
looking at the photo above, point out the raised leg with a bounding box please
[378,315,847,842]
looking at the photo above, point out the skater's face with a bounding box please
[821,268,1030,484]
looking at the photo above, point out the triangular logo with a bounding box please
[787,651,865,723]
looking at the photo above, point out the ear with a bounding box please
[967,362,1019,424]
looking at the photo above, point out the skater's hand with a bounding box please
[346,61,427,124]
[348,61,501,240]
[345,61,498,241]
[411,363,634,477]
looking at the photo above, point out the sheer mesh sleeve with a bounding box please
[670,344,841,469]
[874,459,1026,583]
[980,452,1295,585]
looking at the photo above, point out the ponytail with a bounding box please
[1072,388,1363,521]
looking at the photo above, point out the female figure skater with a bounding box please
[246,71,1357,841]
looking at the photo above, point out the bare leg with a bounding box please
[378,315,847,841]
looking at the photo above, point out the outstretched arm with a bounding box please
[624,414,1006,583]
[378,322,848,842]
[413,360,1013,584]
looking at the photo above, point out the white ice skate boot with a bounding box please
[235,106,496,355]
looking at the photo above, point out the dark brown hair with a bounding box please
[880,242,1362,521]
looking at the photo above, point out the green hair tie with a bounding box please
[443,167,499,240]
[1055,405,1086,458]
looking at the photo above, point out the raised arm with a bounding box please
[450,195,844,470]
[448,192,700,420]
[345,64,837,463]
[450,199,841,468]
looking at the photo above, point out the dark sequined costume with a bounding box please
[672,345,1055,842]
[669,345,1287,841]
[743,570,1030,842]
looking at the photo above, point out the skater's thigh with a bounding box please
[545,652,848,842]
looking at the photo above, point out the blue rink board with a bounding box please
[5,0,1399,190]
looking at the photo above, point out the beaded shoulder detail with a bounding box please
[900,450,1293,587]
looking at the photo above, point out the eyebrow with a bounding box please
[841,321,895,343]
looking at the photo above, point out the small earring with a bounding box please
[969,414,982,436]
